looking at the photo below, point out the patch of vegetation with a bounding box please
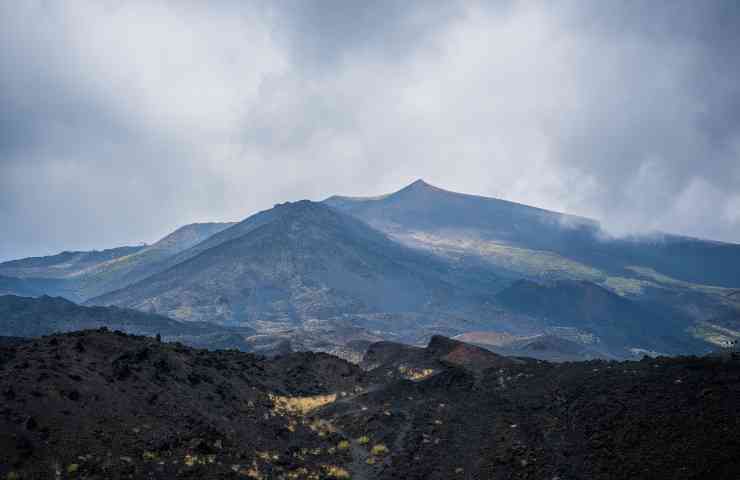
[337,440,351,451]
[323,465,351,479]
[270,393,338,416]
[397,365,435,381]
[371,444,389,456]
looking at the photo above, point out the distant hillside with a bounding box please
[89,201,502,332]
[454,331,612,362]
[73,222,236,299]
[0,275,75,299]
[324,180,740,357]
[325,179,740,289]
[0,222,235,300]
[0,245,145,279]
[494,279,706,356]
[0,294,255,351]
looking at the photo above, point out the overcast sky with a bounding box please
[2,1,740,261]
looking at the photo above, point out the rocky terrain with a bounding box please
[1,330,739,479]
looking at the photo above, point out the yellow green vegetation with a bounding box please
[286,467,311,479]
[602,276,649,296]
[67,464,79,474]
[256,451,279,461]
[172,306,194,320]
[690,321,740,347]
[397,365,435,381]
[400,232,603,281]
[308,418,337,435]
[356,435,370,445]
[323,465,351,478]
[337,440,351,451]
[371,444,389,456]
[626,266,735,296]
[269,393,337,416]
[184,453,217,467]
[142,451,159,461]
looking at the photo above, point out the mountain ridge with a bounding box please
[88,200,497,329]
[0,221,236,301]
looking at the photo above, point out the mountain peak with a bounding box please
[392,178,449,198]
[403,178,436,191]
[409,178,430,187]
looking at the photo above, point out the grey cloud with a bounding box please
[268,0,465,68]
[1,1,740,262]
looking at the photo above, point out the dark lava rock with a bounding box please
[1,330,739,479]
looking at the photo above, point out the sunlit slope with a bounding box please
[325,179,740,290]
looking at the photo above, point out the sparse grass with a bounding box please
[141,451,159,461]
[184,454,217,466]
[397,365,435,381]
[308,418,338,435]
[286,467,310,479]
[400,232,604,281]
[269,393,337,416]
[602,276,648,296]
[337,440,351,451]
[371,444,389,456]
[626,266,734,296]
[323,464,351,478]
[690,322,740,347]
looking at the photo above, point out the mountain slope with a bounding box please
[0,275,75,299]
[89,201,502,332]
[0,294,255,351]
[325,179,740,289]
[73,222,236,299]
[0,245,146,279]
[494,279,707,356]
[0,222,235,301]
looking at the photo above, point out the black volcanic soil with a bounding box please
[2,331,739,479]
[0,330,366,479]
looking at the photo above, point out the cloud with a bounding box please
[1,0,739,260]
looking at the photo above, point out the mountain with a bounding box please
[89,201,503,339]
[0,294,255,352]
[2,329,739,479]
[325,179,740,354]
[493,279,706,356]
[0,245,146,279]
[454,331,613,362]
[325,179,740,288]
[72,222,237,299]
[0,275,75,299]
[5,180,738,358]
[0,222,235,301]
